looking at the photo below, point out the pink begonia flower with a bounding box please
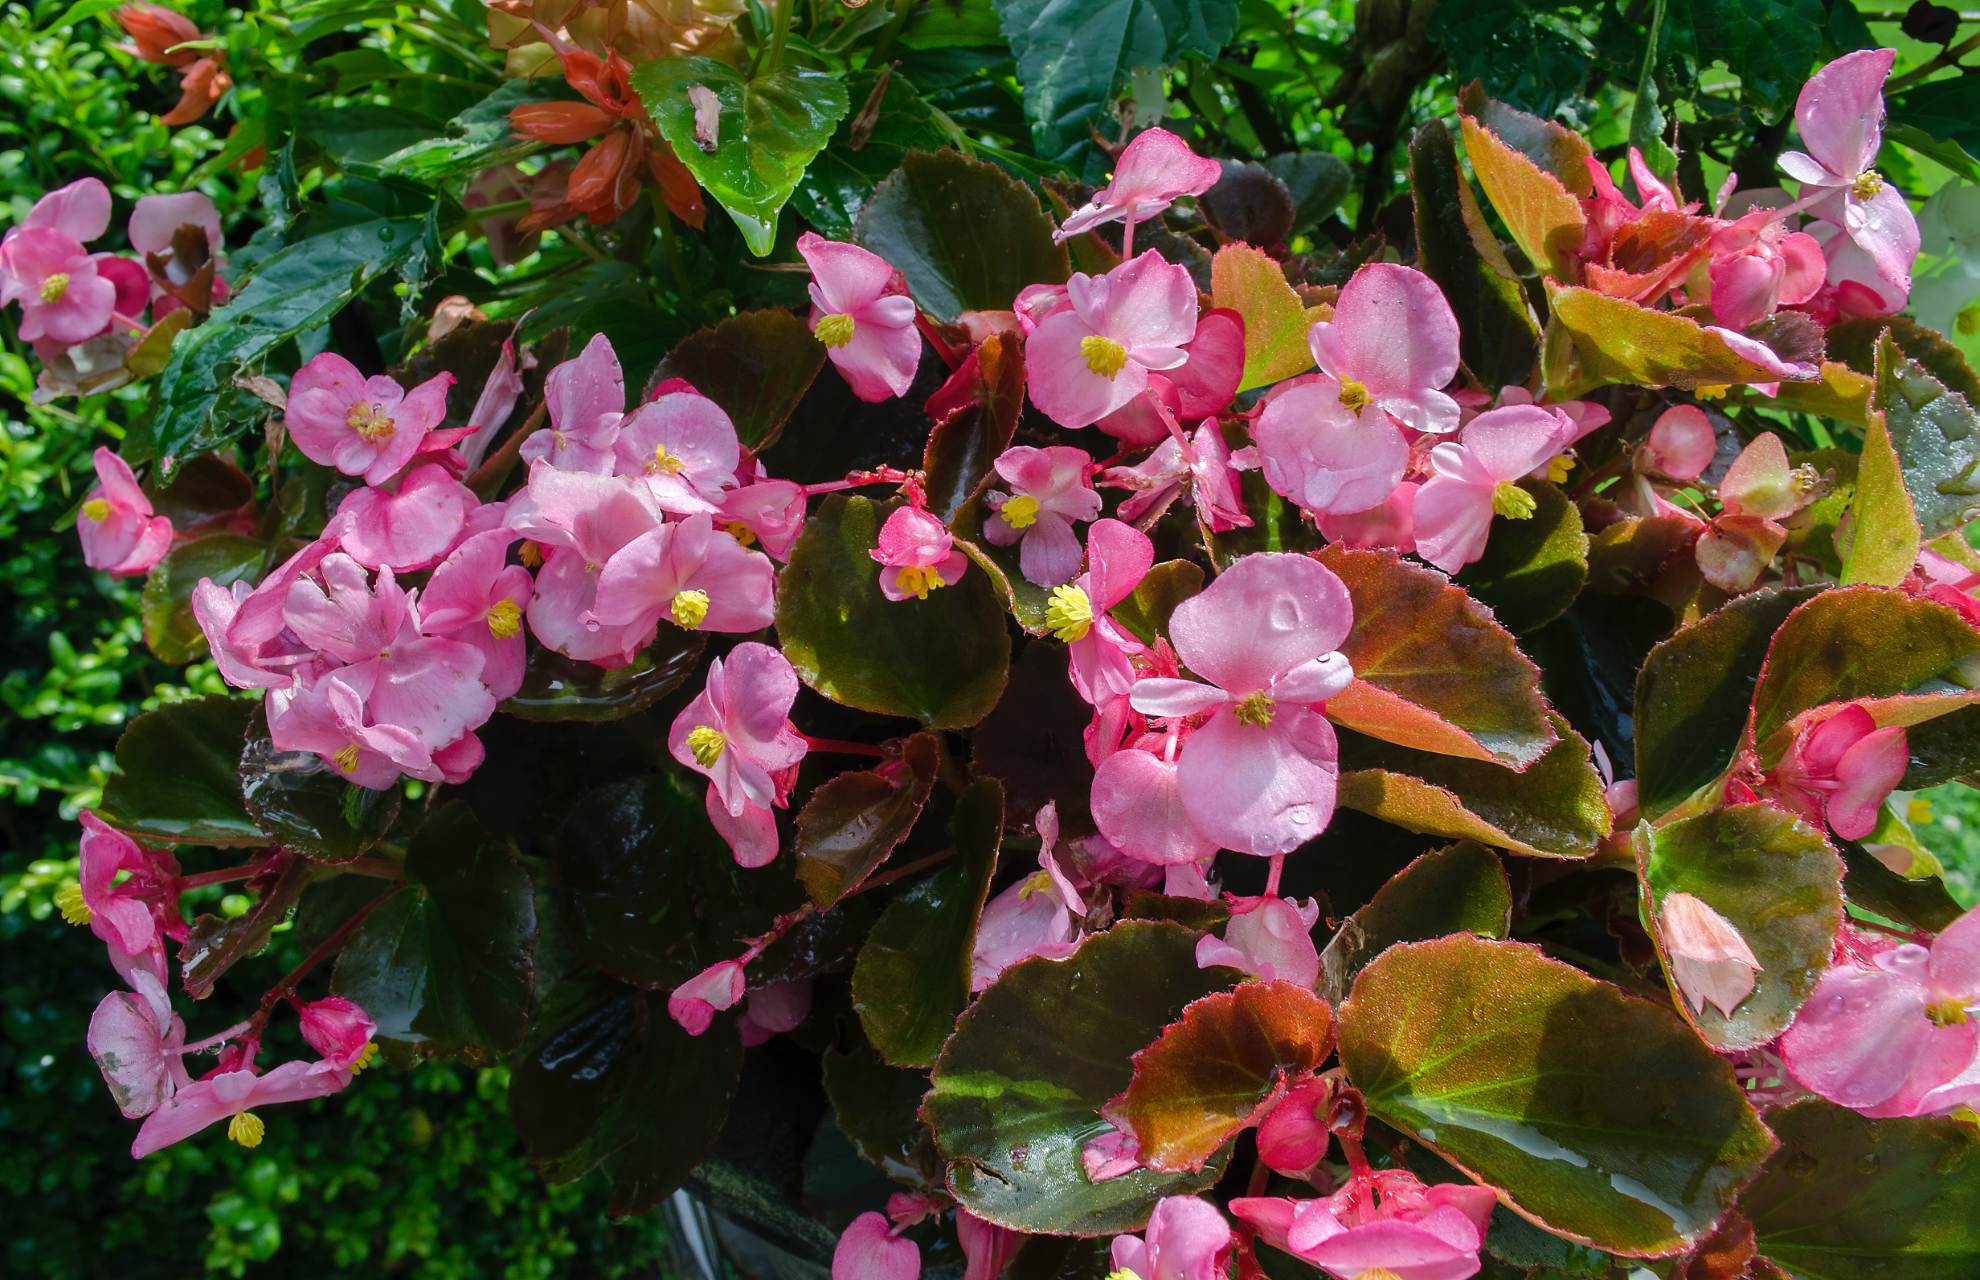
[1026,250,1196,429]
[521,332,626,472]
[295,996,378,1070]
[1196,895,1322,987]
[1765,704,1908,841]
[1660,891,1763,1019]
[1082,1125,1143,1182]
[1707,209,1825,330]
[1093,745,1223,866]
[1778,48,1920,294]
[1109,1194,1231,1280]
[131,1060,353,1158]
[1013,281,1070,332]
[668,642,809,868]
[286,352,452,485]
[871,504,970,602]
[268,671,440,789]
[715,476,808,560]
[799,231,920,401]
[73,811,180,968]
[833,1210,921,1280]
[15,175,113,241]
[88,969,191,1119]
[1102,307,1250,447]
[77,446,173,576]
[457,334,528,471]
[667,959,747,1037]
[1106,420,1250,532]
[505,465,664,663]
[1251,374,1410,518]
[417,529,532,701]
[958,1209,1021,1280]
[0,225,118,344]
[1413,405,1574,573]
[1232,1171,1497,1280]
[1255,1078,1331,1176]
[972,803,1084,990]
[1055,127,1223,241]
[328,462,474,571]
[1640,405,1717,482]
[982,445,1101,586]
[1317,480,1417,553]
[1308,263,1462,434]
[1782,912,1980,1118]
[193,537,339,692]
[129,190,227,311]
[612,389,741,514]
[1806,220,1908,318]
[1052,517,1154,708]
[738,979,812,1047]
[1128,554,1354,855]
[591,513,777,639]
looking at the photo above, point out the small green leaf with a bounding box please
[140,534,268,665]
[795,733,942,907]
[1456,479,1588,634]
[822,1037,942,1182]
[99,695,265,847]
[1318,842,1512,1004]
[1210,243,1315,392]
[651,309,826,452]
[374,78,556,180]
[1841,381,1920,586]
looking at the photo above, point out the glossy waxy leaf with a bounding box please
[1410,120,1539,390]
[99,695,265,847]
[1638,805,1843,1051]
[793,70,953,239]
[636,57,850,255]
[855,149,1068,323]
[651,309,826,452]
[821,1038,941,1184]
[1745,1102,1980,1280]
[373,78,555,180]
[795,733,941,907]
[1339,937,1776,1257]
[1318,842,1512,1004]
[1542,284,1813,399]
[926,921,1234,1234]
[1829,314,1980,408]
[777,495,1011,728]
[1210,243,1314,392]
[971,640,1098,831]
[1900,701,1980,789]
[1460,115,1585,279]
[500,627,705,722]
[140,534,267,665]
[923,332,1024,523]
[1113,981,1334,1173]
[1456,479,1588,634]
[1871,330,1980,538]
[180,855,311,999]
[851,778,1002,1067]
[239,729,400,865]
[1321,547,1556,768]
[1841,347,1921,587]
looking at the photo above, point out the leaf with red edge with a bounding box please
[650,308,825,452]
[795,732,942,906]
[1110,981,1334,1173]
[1459,115,1585,278]
[1543,284,1815,399]
[1210,243,1317,392]
[1319,546,1556,768]
[923,331,1024,523]
[1458,83,1594,194]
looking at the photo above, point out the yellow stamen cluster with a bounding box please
[1234,691,1277,728]
[1045,584,1095,642]
[345,402,396,443]
[518,540,544,569]
[1017,869,1056,900]
[650,442,686,475]
[81,497,113,522]
[39,272,70,304]
[1491,480,1538,520]
[332,742,362,775]
[1105,1269,1143,1280]
[1927,998,1972,1028]
[485,598,522,639]
[350,1043,380,1074]
[894,564,947,600]
[723,520,757,546]
[1000,494,1041,530]
[1337,376,1372,412]
[671,588,711,630]
[55,881,92,926]
[1080,334,1130,379]
[815,312,856,349]
[1544,454,1575,485]
[227,1111,266,1148]
[687,725,727,768]
[1852,170,1885,200]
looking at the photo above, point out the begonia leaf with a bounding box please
[1542,284,1814,399]
[1320,546,1556,768]
[855,149,1068,323]
[1200,161,1296,247]
[792,69,951,240]
[1841,838,1968,932]
[1638,804,1843,1051]
[925,920,1234,1234]
[1869,330,1980,538]
[821,1037,942,1184]
[954,495,1055,634]
[1110,560,1205,647]
[1829,314,1980,407]
[180,855,311,999]
[1338,936,1776,1257]
[1745,1101,1980,1280]
[239,726,400,865]
[1410,119,1539,390]
[501,627,705,722]
[923,332,1024,523]
[971,640,1097,831]
[99,694,266,847]
[1457,84,1594,193]
[1899,701,1980,789]
[778,495,1011,728]
[1210,242,1316,392]
[795,732,942,907]
[851,778,1002,1067]
[651,309,826,452]
[1459,115,1585,279]
[1456,479,1588,634]
[1318,841,1512,1004]
[140,533,267,664]
[1840,382,1920,586]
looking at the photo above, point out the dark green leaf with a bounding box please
[923,332,1024,523]
[795,733,942,906]
[1410,120,1540,390]
[651,309,827,453]
[1684,0,1822,116]
[239,729,400,865]
[99,695,265,847]
[970,640,1097,832]
[180,855,312,999]
[1318,842,1512,1004]
[1456,479,1588,634]
[821,1037,941,1183]
[500,627,704,722]
[1889,77,1980,182]
[1262,151,1352,232]
[140,534,267,665]
[374,78,554,180]
[1110,560,1205,648]
[792,69,952,239]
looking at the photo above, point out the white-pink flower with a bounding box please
[870,505,969,602]
[1777,48,1919,296]
[1026,250,1196,429]
[1307,263,1462,434]
[982,445,1100,585]
[1196,895,1322,987]
[1660,891,1763,1019]
[799,231,920,402]
[1056,127,1223,241]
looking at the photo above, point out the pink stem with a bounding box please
[801,734,888,758]
[1264,854,1285,899]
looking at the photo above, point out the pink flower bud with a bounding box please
[1641,405,1717,482]
[295,996,378,1069]
[1256,1078,1331,1175]
[1660,892,1763,1019]
[667,959,746,1036]
[832,1210,920,1280]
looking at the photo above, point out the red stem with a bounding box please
[252,883,403,1026]
[1264,854,1285,899]
[178,863,265,890]
[801,734,888,758]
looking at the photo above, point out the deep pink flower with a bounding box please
[1707,209,1825,330]
[1128,554,1354,854]
[1195,895,1322,987]
[667,959,747,1036]
[1053,517,1155,708]
[714,476,808,560]
[1056,127,1222,240]
[131,1060,353,1158]
[1316,480,1417,553]
[295,996,377,1070]
[1807,220,1908,317]
[1778,49,1919,294]
[1308,263,1462,434]
[1232,1171,1496,1280]
[1026,250,1196,429]
[521,333,626,472]
[13,176,112,241]
[1106,419,1250,532]
[77,446,173,576]
[1782,912,1980,1118]
[74,811,180,970]
[1764,704,1907,841]
[668,642,808,868]
[1251,374,1410,518]
[1093,305,1245,443]
[1255,1078,1330,1176]
[611,389,741,514]
[88,969,190,1119]
[1640,405,1717,482]
[591,513,777,640]
[1109,1194,1231,1280]
[871,504,969,602]
[417,529,532,701]
[328,462,474,572]
[798,231,921,402]
[958,1209,1021,1280]
[982,445,1100,585]
[0,226,117,344]
[193,537,339,691]
[505,465,665,663]
[1660,891,1763,1019]
[286,352,452,485]
[1413,405,1573,573]
[833,1210,921,1280]
[268,671,440,789]
[971,804,1084,990]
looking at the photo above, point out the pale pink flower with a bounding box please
[1640,405,1717,482]
[131,1060,353,1158]
[1778,48,1919,295]
[982,445,1101,585]
[12,176,112,242]
[871,504,969,602]
[1413,405,1573,573]
[1764,704,1907,841]
[832,1210,921,1280]
[417,529,532,701]
[88,969,191,1119]
[799,231,920,401]
[1255,1079,1330,1176]
[1251,374,1410,518]
[1782,912,1980,1118]
[1660,891,1763,1019]
[521,333,626,472]
[1307,263,1462,434]
[1106,419,1250,532]
[505,465,664,663]
[1055,127,1223,240]
[193,537,339,691]
[1109,1194,1231,1280]
[328,462,474,572]
[1806,220,1908,318]
[76,447,173,576]
[1707,209,1825,330]
[0,225,118,344]
[611,388,741,514]
[1026,250,1196,429]
[737,979,812,1047]
[1232,1170,1496,1280]
[1054,517,1154,708]
[286,352,452,485]
[971,804,1084,991]
[457,334,527,472]
[1092,744,1222,866]
[295,996,377,1070]
[1082,1125,1143,1182]
[591,513,777,639]
[668,642,808,868]
[1195,895,1322,987]
[667,959,747,1036]
[1128,554,1354,855]
[714,475,808,560]
[268,671,440,789]
[1096,306,1248,446]
[1317,480,1417,553]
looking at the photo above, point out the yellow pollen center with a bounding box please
[518,541,544,569]
[1544,454,1575,484]
[1001,494,1041,530]
[1234,691,1276,728]
[39,272,70,304]
[723,520,757,546]
[332,743,362,775]
[1080,334,1130,379]
[55,881,92,926]
[815,312,856,349]
[1928,998,1971,1028]
[1492,480,1538,520]
[1337,376,1372,412]
[227,1111,265,1148]
[1045,584,1094,642]
[1018,869,1056,900]
[81,497,112,522]
[895,564,947,601]
[649,442,686,475]
[670,588,711,630]
[687,725,727,768]
[1106,1269,1144,1280]
[350,1043,380,1073]
[346,402,396,443]
[485,598,522,639]
[1852,170,1885,200]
